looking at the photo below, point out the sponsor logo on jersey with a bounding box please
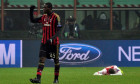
[44,22,50,26]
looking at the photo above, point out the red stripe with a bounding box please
[45,15,48,44]
[53,16,56,45]
[42,27,44,43]
[42,15,45,23]
[46,15,49,42]
[50,14,55,39]
[47,26,49,42]
[57,37,59,44]
[42,15,46,43]
[45,27,47,44]
[43,27,45,44]
[55,72,59,76]
[37,72,42,76]
[48,16,51,40]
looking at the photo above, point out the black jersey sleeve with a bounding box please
[30,6,42,23]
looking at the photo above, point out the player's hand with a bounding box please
[30,5,35,10]
[49,39,52,43]
[46,39,52,44]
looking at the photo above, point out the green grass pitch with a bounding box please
[0,67,140,84]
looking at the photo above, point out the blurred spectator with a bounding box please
[134,11,140,29]
[63,16,80,39]
[63,20,69,38]
[113,12,122,30]
[0,12,13,30]
[95,12,109,30]
[67,16,75,38]
[99,12,107,20]
[81,15,94,30]
[40,0,44,5]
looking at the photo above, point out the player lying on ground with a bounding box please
[94,65,123,75]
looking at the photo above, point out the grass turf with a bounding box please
[0,67,140,84]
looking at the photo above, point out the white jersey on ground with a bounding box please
[94,65,123,75]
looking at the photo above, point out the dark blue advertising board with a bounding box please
[0,40,22,68]
[23,40,140,67]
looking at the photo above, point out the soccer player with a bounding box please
[94,65,123,75]
[29,2,62,84]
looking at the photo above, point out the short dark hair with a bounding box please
[108,68,115,74]
[45,2,52,9]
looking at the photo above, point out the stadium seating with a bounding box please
[114,0,140,7]
[8,0,37,6]
[43,0,73,5]
[0,0,139,7]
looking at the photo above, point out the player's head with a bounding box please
[108,68,115,74]
[43,2,52,14]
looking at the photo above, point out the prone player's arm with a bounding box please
[30,6,42,23]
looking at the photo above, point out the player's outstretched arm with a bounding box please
[30,5,41,23]
[93,72,102,75]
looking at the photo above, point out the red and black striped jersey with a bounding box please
[37,12,60,45]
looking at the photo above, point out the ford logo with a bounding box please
[59,43,102,65]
